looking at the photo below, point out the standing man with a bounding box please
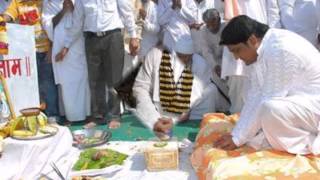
[138,0,161,60]
[42,0,90,122]
[278,0,319,46]
[1,0,59,119]
[57,0,139,128]
[215,15,320,155]
[199,9,229,112]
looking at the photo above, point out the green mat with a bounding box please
[69,113,200,141]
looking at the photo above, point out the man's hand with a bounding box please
[178,112,190,123]
[55,47,69,62]
[153,117,173,134]
[189,23,203,30]
[214,65,221,77]
[139,9,147,20]
[213,134,237,151]
[172,0,182,9]
[129,38,139,56]
[62,0,74,13]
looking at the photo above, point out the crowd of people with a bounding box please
[1,0,320,155]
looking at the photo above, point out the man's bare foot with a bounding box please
[108,119,121,129]
[83,122,96,129]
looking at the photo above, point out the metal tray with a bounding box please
[11,125,58,140]
[72,129,111,149]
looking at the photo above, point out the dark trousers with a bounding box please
[36,52,59,117]
[85,30,124,119]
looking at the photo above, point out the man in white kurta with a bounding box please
[216,15,320,155]
[278,0,319,46]
[198,9,229,112]
[42,0,90,121]
[138,0,161,59]
[133,37,217,133]
[221,0,281,113]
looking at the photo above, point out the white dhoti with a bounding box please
[254,98,320,155]
[221,47,248,113]
[42,0,91,121]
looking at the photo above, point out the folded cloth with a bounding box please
[190,113,320,180]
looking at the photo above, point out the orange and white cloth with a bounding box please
[190,113,320,180]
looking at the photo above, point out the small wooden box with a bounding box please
[144,141,179,171]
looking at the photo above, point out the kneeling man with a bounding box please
[133,36,218,135]
[215,15,320,155]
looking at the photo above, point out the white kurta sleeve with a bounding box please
[189,55,213,109]
[178,1,197,24]
[143,5,160,34]
[41,0,56,41]
[64,0,84,48]
[118,0,137,38]
[232,47,301,146]
[317,0,320,33]
[200,29,217,68]
[267,0,282,28]
[278,0,297,30]
[133,49,161,129]
[157,5,174,26]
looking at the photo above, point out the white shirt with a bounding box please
[64,0,137,48]
[238,0,268,24]
[279,0,318,45]
[232,29,320,146]
[139,0,160,58]
[199,23,225,68]
[0,0,10,14]
[133,48,213,129]
[266,0,282,28]
[317,0,320,34]
[182,0,219,24]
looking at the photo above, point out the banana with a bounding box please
[37,113,47,127]
[27,116,38,135]
[12,130,34,137]
[9,117,24,136]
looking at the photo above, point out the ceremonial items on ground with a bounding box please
[72,129,112,149]
[144,141,179,171]
[2,108,58,140]
[73,148,128,171]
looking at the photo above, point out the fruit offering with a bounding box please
[0,108,58,140]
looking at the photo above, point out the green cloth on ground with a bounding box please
[69,113,200,141]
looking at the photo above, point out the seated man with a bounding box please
[215,15,320,155]
[133,36,218,136]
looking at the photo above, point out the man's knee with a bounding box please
[257,99,285,126]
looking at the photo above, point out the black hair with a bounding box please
[220,15,269,45]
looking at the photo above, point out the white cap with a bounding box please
[174,36,194,55]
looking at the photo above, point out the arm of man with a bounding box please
[200,28,218,69]
[133,48,162,130]
[177,0,197,24]
[143,3,161,34]
[1,0,18,22]
[42,0,63,41]
[63,0,84,49]
[278,0,297,30]
[118,0,139,55]
[267,0,282,28]
[231,48,300,148]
